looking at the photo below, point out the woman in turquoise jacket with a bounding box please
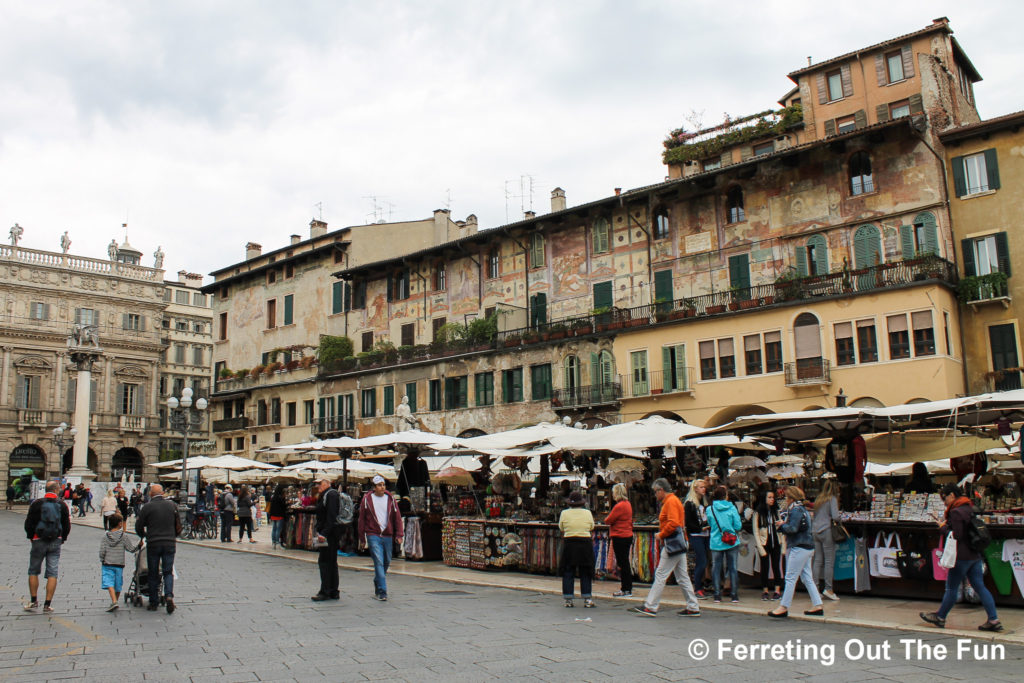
[706,486,742,603]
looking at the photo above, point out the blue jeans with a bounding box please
[780,546,822,609]
[689,534,710,589]
[366,535,393,597]
[271,519,283,546]
[938,558,998,621]
[712,546,739,599]
[147,543,175,602]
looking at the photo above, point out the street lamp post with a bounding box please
[51,422,77,481]
[167,388,208,506]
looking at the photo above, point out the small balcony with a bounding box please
[987,369,1023,392]
[212,415,250,432]
[785,358,831,386]
[620,369,694,399]
[960,273,1011,310]
[551,382,622,409]
[313,415,355,436]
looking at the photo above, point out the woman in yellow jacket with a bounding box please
[558,491,595,608]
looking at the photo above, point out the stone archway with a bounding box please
[111,447,144,480]
[640,410,686,422]
[457,428,487,439]
[705,404,773,428]
[8,444,46,498]
[62,447,97,475]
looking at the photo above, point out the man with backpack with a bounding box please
[24,481,72,613]
[920,483,1002,631]
[311,478,347,601]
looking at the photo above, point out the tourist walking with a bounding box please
[100,490,118,530]
[86,487,96,513]
[812,478,841,601]
[768,486,823,618]
[311,479,342,601]
[604,483,634,597]
[683,479,711,597]
[236,485,255,543]
[220,484,236,542]
[707,485,742,603]
[116,489,130,520]
[24,481,71,613]
[135,484,182,614]
[558,491,596,607]
[99,512,137,611]
[269,484,288,549]
[753,489,783,600]
[920,484,1002,631]
[630,479,700,618]
[357,475,404,602]
[5,483,14,509]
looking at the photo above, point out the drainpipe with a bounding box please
[504,228,531,324]
[627,194,654,305]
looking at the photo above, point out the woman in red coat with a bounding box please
[604,483,634,597]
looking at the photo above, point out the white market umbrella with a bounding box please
[347,430,458,451]
[450,422,580,451]
[729,455,767,469]
[548,416,705,452]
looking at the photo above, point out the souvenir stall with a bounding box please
[701,393,1024,607]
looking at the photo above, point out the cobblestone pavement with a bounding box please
[2,512,1023,682]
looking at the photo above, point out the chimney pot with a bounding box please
[550,187,567,213]
[614,188,622,196]
[290,234,301,245]
[309,219,327,239]
[524,210,536,219]
[245,242,262,260]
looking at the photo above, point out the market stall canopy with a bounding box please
[153,455,219,469]
[605,458,645,472]
[421,455,482,473]
[861,430,1001,464]
[433,466,475,486]
[201,455,280,470]
[448,422,580,451]
[697,407,870,442]
[346,430,458,451]
[202,468,277,484]
[283,459,396,480]
[864,460,954,477]
[729,455,767,469]
[547,416,705,451]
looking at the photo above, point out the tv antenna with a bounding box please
[363,195,395,224]
[313,202,323,221]
[504,175,535,222]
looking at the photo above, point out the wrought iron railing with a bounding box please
[314,415,355,435]
[619,369,694,399]
[212,416,250,432]
[551,382,622,408]
[784,359,831,386]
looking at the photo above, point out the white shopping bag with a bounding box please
[868,531,902,578]
[736,532,756,576]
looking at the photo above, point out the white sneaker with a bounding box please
[822,589,840,601]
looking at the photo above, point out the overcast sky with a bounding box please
[1,1,1020,281]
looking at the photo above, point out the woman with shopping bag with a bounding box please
[920,484,1002,632]
[768,486,824,618]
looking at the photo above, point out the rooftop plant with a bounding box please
[663,104,803,166]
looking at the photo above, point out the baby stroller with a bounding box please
[125,538,164,607]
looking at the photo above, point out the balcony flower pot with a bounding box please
[761,295,774,305]
[739,299,759,310]
[727,302,740,311]
[651,388,663,395]
[572,323,593,336]
[548,330,568,341]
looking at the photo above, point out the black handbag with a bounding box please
[896,536,933,581]
[830,519,850,543]
[663,527,689,556]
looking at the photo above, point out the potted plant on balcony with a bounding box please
[592,306,613,331]
[571,318,593,336]
[285,359,300,371]
[264,361,283,375]
[522,329,542,344]
[299,355,316,369]
[218,367,234,379]
[547,322,569,340]
[706,302,726,314]
[503,333,521,348]
[234,368,249,379]
[249,365,265,379]
[774,269,802,302]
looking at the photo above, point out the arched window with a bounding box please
[592,350,616,402]
[564,356,580,397]
[849,152,874,196]
[592,217,611,254]
[853,224,881,269]
[726,187,745,224]
[529,233,545,268]
[901,212,938,258]
[793,312,824,381]
[653,207,670,240]
[796,234,829,276]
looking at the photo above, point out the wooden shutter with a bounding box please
[816,73,827,104]
[876,104,890,124]
[900,225,915,258]
[917,213,938,255]
[600,352,614,386]
[728,254,750,290]
[283,294,293,325]
[662,347,672,390]
[795,247,808,277]
[593,281,613,311]
[386,274,393,302]
[951,155,967,197]
[840,64,853,97]
[961,238,977,277]
[122,313,129,329]
[332,281,343,314]
[824,119,836,137]
[808,234,828,274]
[67,378,76,411]
[854,225,880,268]
[854,109,867,129]
[654,269,673,303]
[720,151,732,167]
[740,145,753,161]
[995,232,1011,276]
[901,45,915,78]
[984,149,1001,190]
[908,93,924,115]
[590,352,600,385]
[794,322,821,360]
[875,54,887,86]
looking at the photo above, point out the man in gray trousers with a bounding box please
[136,484,181,614]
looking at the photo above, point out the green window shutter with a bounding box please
[502,371,511,403]
[332,281,343,314]
[900,225,915,258]
[590,352,600,385]
[383,386,394,415]
[593,281,612,311]
[283,294,293,325]
[807,234,828,274]
[854,109,867,129]
[951,156,966,197]
[662,347,672,391]
[854,225,880,268]
[917,213,938,255]
[961,239,976,277]
[875,104,890,124]
[995,232,1011,277]
[654,269,673,303]
[984,149,1001,190]
[824,119,836,137]
[795,247,808,277]
[908,93,924,115]
[728,254,750,289]
[530,293,547,327]
[600,352,614,385]
[386,274,393,302]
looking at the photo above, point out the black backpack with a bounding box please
[35,499,62,541]
[965,509,992,554]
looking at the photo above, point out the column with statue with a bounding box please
[66,324,103,482]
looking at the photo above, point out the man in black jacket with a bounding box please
[23,481,71,613]
[136,484,181,614]
[312,479,341,601]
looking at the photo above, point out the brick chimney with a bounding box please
[245,242,262,260]
[524,210,536,220]
[310,219,327,239]
[550,187,566,213]
[290,234,301,245]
